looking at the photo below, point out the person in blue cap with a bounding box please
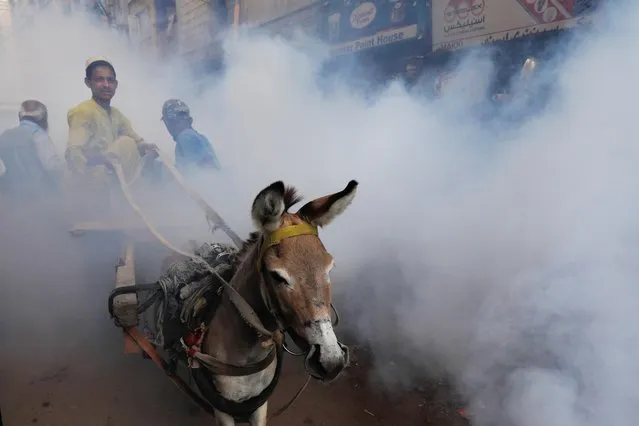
[161,99,220,175]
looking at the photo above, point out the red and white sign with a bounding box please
[432,0,588,53]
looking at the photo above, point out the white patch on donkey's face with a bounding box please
[305,319,345,373]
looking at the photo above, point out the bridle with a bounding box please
[254,222,343,359]
[256,222,319,333]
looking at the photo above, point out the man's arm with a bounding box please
[119,114,144,144]
[119,112,160,158]
[66,108,92,174]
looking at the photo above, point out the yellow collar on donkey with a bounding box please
[257,223,319,272]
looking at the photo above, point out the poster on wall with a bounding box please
[326,0,423,56]
[432,0,595,53]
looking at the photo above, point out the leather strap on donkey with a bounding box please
[191,343,284,422]
[126,323,307,423]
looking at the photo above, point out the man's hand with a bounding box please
[85,153,120,171]
[138,142,159,159]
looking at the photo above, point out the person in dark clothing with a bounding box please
[0,100,64,199]
[161,99,220,176]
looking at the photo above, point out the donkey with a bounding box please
[192,179,358,426]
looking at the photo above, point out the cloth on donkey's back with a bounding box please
[141,241,240,350]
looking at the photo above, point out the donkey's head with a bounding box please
[250,180,358,382]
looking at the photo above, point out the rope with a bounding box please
[179,275,216,324]
[153,150,244,249]
[268,374,312,420]
[143,272,207,347]
[145,274,174,347]
[110,158,274,339]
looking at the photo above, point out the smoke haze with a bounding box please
[1,2,637,425]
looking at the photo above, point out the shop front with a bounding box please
[319,0,429,84]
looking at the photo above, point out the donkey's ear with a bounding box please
[252,181,286,232]
[298,180,358,227]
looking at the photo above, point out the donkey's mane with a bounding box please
[237,185,303,259]
[283,185,303,211]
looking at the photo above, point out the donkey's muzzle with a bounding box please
[304,341,349,383]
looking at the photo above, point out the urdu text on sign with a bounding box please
[431,0,583,52]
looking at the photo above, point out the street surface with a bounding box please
[0,207,465,426]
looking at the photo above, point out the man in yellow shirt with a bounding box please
[66,56,156,190]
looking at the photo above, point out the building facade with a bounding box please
[1,0,605,87]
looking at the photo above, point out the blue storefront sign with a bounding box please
[322,0,426,56]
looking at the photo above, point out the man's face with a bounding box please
[163,116,192,138]
[162,117,179,137]
[85,65,118,102]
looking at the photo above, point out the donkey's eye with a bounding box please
[268,271,287,285]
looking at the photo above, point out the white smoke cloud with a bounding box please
[1,2,638,425]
